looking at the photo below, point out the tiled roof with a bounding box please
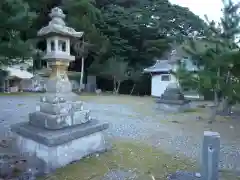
[5,67,33,79]
[143,58,198,73]
[143,60,173,72]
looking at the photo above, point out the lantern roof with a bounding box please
[37,7,83,38]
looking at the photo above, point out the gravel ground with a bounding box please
[0,95,240,172]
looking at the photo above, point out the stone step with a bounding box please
[29,110,90,130]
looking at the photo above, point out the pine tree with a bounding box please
[176,0,240,122]
[0,0,36,65]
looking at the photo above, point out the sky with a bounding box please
[169,0,224,22]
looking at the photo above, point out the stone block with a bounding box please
[45,78,72,93]
[39,101,83,115]
[40,95,66,104]
[101,169,138,180]
[156,99,190,105]
[201,131,220,180]
[29,110,90,130]
[155,103,191,113]
[72,109,90,124]
[11,119,109,146]
[40,92,81,103]
[11,120,109,173]
[14,132,107,173]
[168,171,201,180]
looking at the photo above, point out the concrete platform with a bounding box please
[11,120,109,173]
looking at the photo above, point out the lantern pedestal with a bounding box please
[11,120,108,173]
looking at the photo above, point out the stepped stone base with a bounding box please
[30,95,91,130]
[11,120,109,173]
[40,92,80,103]
[156,99,190,105]
[38,101,83,115]
[155,103,191,112]
[29,109,90,130]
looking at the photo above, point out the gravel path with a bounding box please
[0,95,240,171]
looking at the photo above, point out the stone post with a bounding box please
[168,131,221,180]
[201,131,220,180]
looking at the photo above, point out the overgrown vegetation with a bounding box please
[175,0,240,122]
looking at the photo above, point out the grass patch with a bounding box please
[39,140,196,180]
[220,169,240,180]
[79,93,152,104]
[39,139,238,180]
[79,93,157,116]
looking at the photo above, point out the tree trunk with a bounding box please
[80,56,84,89]
[220,70,232,115]
[208,67,222,123]
[208,90,219,123]
[113,77,117,93]
[0,78,4,92]
[209,105,218,124]
[116,81,121,94]
[130,84,136,95]
[221,97,232,115]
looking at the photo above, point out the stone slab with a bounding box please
[39,101,83,115]
[14,131,107,173]
[101,169,138,180]
[168,171,201,180]
[29,109,90,130]
[40,92,80,103]
[40,94,66,104]
[11,119,109,146]
[43,53,75,61]
[156,99,190,105]
[155,103,191,113]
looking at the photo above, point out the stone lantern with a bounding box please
[37,7,82,99]
[11,7,109,174]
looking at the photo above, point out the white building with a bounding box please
[143,49,198,97]
[0,67,33,92]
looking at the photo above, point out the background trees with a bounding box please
[89,0,207,93]
[0,0,36,66]
[0,0,209,94]
[175,0,240,121]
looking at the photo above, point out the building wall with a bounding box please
[151,73,177,97]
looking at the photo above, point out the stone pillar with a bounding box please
[54,37,58,52]
[66,39,70,55]
[47,39,51,53]
[201,131,220,180]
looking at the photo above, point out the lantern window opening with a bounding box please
[50,40,55,51]
[58,40,67,52]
